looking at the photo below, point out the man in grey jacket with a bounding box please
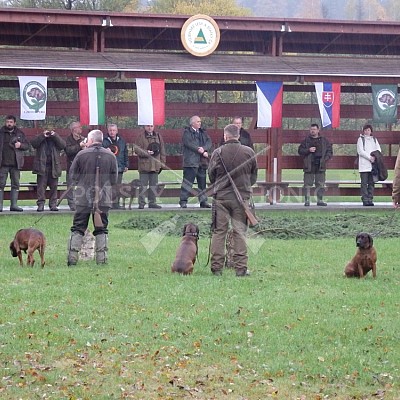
[67,129,118,266]
[179,115,212,208]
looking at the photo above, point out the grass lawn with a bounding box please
[0,210,399,399]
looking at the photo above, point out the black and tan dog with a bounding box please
[10,228,46,268]
[344,232,377,278]
[171,223,199,275]
[112,179,142,209]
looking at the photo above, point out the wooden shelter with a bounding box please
[0,8,399,198]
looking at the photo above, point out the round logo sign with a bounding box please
[23,81,47,113]
[375,88,397,110]
[181,14,220,57]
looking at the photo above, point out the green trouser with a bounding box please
[211,198,248,276]
[303,169,326,200]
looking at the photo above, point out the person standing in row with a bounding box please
[65,121,87,211]
[219,116,254,149]
[179,115,212,208]
[357,124,381,206]
[102,123,129,209]
[208,123,258,277]
[31,128,66,212]
[392,144,400,208]
[0,115,29,212]
[134,124,166,209]
[298,123,333,207]
[67,129,118,266]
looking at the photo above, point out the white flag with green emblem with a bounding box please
[18,76,48,120]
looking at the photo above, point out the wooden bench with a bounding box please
[257,180,393,204]
[2,182,68,201]
[4,180,394,204]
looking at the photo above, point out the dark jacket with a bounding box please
[208,139,258,200]
[219,128,254,149]
[31,132,66,177]
[298,135,333,172]
[102,135,129,173]
[134,130,166,173]
[65,134,85,172]
[370,150,388,181]
[0,126,30,169]
[70,143,118,208]
[182,126,212,168]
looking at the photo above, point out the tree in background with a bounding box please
[345,0,387,20]
[1,0,138,11]
[147,0,251,16]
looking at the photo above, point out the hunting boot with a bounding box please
[95,233,108,265]
[10,189,23,212]
[67,231,84,266]
[0,189,3,212]
[317,191,327,206]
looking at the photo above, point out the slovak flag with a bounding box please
[314,82,341,128]
[136,78,165,126]
[256,81,283,128]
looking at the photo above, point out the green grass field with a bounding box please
[1,210,399,399]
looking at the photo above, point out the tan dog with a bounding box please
[10,228,46,268]
[113,179,142,209]
[344,232,377,278]
[171,223,199,275]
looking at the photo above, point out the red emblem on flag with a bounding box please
[322,91,334,107]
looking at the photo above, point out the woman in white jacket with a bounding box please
[357,124,381,206]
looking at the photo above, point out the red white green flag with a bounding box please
[79,77,105,125]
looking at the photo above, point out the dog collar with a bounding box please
[185,232,199,238]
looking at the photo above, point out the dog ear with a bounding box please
[9,242,17,257]
[182,224,187,236]
[368,234,373,247]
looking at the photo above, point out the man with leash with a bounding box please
[67,129,118,266]
[208,124,258,277]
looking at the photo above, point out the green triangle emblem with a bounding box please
[194,28,207,44]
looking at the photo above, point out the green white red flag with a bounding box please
[79,77,105,125]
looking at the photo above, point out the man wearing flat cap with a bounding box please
[134,125,166,209]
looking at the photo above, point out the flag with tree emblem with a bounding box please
[372,84,398,124]
[18,76,48,120]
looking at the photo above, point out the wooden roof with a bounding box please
[1,48,400,83]
[1,8,400,82]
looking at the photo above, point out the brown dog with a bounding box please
[344,232,377,278]
[112,179,142,209]
[171,223,199,275]
[10,228,46,268]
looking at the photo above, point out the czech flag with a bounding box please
[136,78,165,126]
[256,81,283,128]
[314,82,341,128]
[78,77,105,126]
